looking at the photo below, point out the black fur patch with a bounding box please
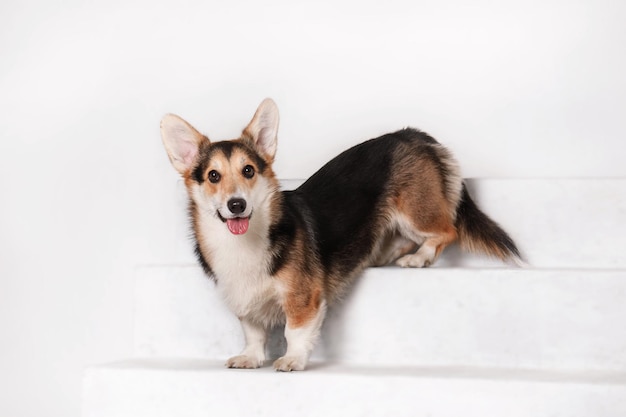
[194,242,215,279]
[268,191,320,276]
[456,183,521,259]
[267,194,297,276]
[188,199,215,280]
[398,127,439,145]
[294,134,403,276]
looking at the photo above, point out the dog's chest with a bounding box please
[200,221,284,323]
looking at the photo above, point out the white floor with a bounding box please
[84,359,626,417]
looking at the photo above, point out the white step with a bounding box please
[134,265,626,371]
[83,359,626,417]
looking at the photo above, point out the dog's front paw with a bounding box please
[226,354,264,369]
[273,356,307,372]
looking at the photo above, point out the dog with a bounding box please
[160,98,521,371]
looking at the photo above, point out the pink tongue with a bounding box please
[226,217,249,235]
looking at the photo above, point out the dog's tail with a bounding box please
[455,183,523,266]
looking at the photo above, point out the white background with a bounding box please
[1,0,625,416]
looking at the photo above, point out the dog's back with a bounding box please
[278,128,520,301]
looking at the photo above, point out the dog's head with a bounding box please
[160,98,279,235]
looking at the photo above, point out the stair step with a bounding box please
[82,359,626,417]
[134,265,626,371]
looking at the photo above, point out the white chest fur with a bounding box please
[196,209,285,326]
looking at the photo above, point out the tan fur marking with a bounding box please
[284,284,323,328]
[384,140,462,266]
[393,162,456,233]
[275,224,325,328]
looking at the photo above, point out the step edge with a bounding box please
[85,358,626,387]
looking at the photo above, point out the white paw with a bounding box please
[226,354,264,369]
[396,253,432,268]
[273,355,307,372]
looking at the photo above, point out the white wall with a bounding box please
[0,0,624,416]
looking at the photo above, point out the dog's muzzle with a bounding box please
[219,198,250,235]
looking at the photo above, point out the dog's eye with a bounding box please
[208,170,221,183]
[242,165,255,179]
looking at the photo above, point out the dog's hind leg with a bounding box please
[371,231,418,267]
[390,166,460,268]
[392,196,458,268]
[395,224,457,267]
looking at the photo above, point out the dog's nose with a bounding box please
[227,198,247,215]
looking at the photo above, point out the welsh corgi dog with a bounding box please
[160,98,521,371]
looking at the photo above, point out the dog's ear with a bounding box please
[243,98,279,162]
[160,114,205,175]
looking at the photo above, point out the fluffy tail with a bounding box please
[455,183,523,265]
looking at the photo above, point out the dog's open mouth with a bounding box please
[218,212,251,235]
